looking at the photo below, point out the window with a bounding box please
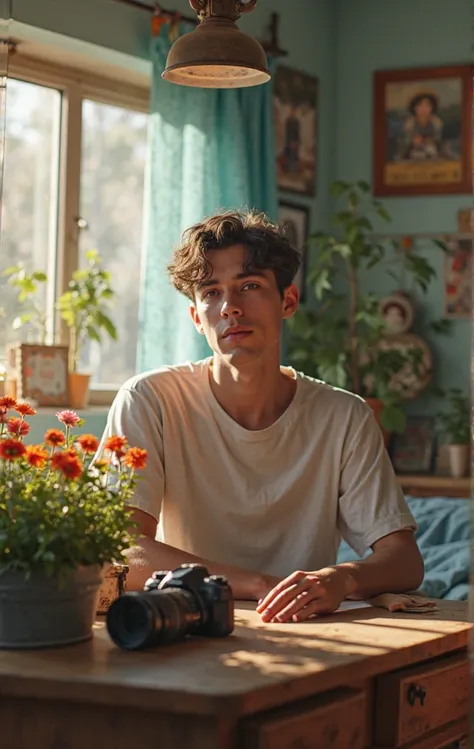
[79,100,148,386]
[0,78,61,351]
[0,55,150,400]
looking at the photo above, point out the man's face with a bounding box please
[190,244,298,365]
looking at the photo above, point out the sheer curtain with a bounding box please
[137,22,277,371]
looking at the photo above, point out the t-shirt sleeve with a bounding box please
[337,403,417,557]
[96,381,164,522]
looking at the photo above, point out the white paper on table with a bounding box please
[338,600,372,611]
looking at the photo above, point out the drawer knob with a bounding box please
[407,683,427,707]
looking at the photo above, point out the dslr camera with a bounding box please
[106,563,234,650]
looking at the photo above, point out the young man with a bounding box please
[98,210,423,623]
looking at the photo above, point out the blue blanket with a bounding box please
[336,496,470,601]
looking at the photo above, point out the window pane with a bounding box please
[79,99,148,387]
[0,79,61,354]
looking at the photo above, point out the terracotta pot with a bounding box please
[68,372,91,410]
[364,397,390,447]
[447,444,470,478]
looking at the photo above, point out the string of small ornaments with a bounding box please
[377,291,432,400]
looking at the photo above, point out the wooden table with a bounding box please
[0,600,471,749]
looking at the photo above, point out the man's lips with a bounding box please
[222,327,252,340]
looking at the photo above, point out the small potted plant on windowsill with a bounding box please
[2,265,49,344]
[0,395,146,649]
[56,250,118,409]
[437,389,471,478]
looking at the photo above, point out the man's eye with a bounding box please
[242,282,259,291]
[203,289,219,299]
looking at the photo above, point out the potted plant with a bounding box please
[0,394,146,649]
[437,389,471,478]
[56,250,118,409]
[287,180,443,440]
[2,265,49,344]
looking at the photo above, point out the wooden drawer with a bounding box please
[239,687,366,749]
[374,652,468,747]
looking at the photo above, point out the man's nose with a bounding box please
[220,292,243,318]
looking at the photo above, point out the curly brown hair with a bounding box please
[167,210,301,299]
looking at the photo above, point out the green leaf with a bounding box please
[32,271,48,282]
[374,205,391,222]
[356,180,370,193]
[12,314,33,329]
[1,265,21,277]
[86,325,101,343]
[330,180,350,198]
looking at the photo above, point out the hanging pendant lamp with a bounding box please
[162,0,271,89]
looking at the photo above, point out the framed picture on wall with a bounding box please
[278,201,310,302]
[444,237,472,319]
[274,66,318,197]
[373,65,472,196]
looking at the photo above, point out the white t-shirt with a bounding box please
[98,358,416,577]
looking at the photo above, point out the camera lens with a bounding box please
[106,587,202,650]
[106,595,158,651]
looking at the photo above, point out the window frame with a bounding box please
[5,53,150,406]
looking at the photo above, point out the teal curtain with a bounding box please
[137,24,277,370]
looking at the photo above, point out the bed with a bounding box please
[336,496,470,601]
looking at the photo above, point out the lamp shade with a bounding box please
[162,16,271,89]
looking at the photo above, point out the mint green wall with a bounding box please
[335,0,473,412]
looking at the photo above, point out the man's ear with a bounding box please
[189,302,205,334]
[282,283,299,319]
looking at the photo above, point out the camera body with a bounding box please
[106,563,234,650]
[144,563,234,638]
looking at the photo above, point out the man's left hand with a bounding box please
[256,567,355,623]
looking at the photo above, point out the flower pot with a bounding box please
[0,565,103,649]
[68,372,91,409]
[447,444,470,479]
[364,397,390,447]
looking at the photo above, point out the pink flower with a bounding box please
[56,410,81,428]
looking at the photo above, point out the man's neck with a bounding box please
[208,356,297,431]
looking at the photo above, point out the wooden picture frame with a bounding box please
[274,66,318,196]
[390,417,436,475]
[7,343,70,406]
[444,237,472,319]
[373,65,472,196]
[278,201,310,302]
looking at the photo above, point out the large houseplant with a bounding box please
[437,388,471,478]
[287,180,442,436]
[0,395,146,648]
[56,250,118,409]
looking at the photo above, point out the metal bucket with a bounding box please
[0,565,103,649]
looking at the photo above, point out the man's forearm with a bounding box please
[334,539,424,601]
[124,536,280,600]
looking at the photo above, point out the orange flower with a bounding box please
[0,438,26,460]
[105,435,127,456]
[7,417,30,437]
[76,434,100,454]
[44,429,66,447]
[25,445,49,468]
[401,236,413,251]
[51,451,83,480]
[15,402,36,417]
[123,447,148,471]
[0,396,17,411]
